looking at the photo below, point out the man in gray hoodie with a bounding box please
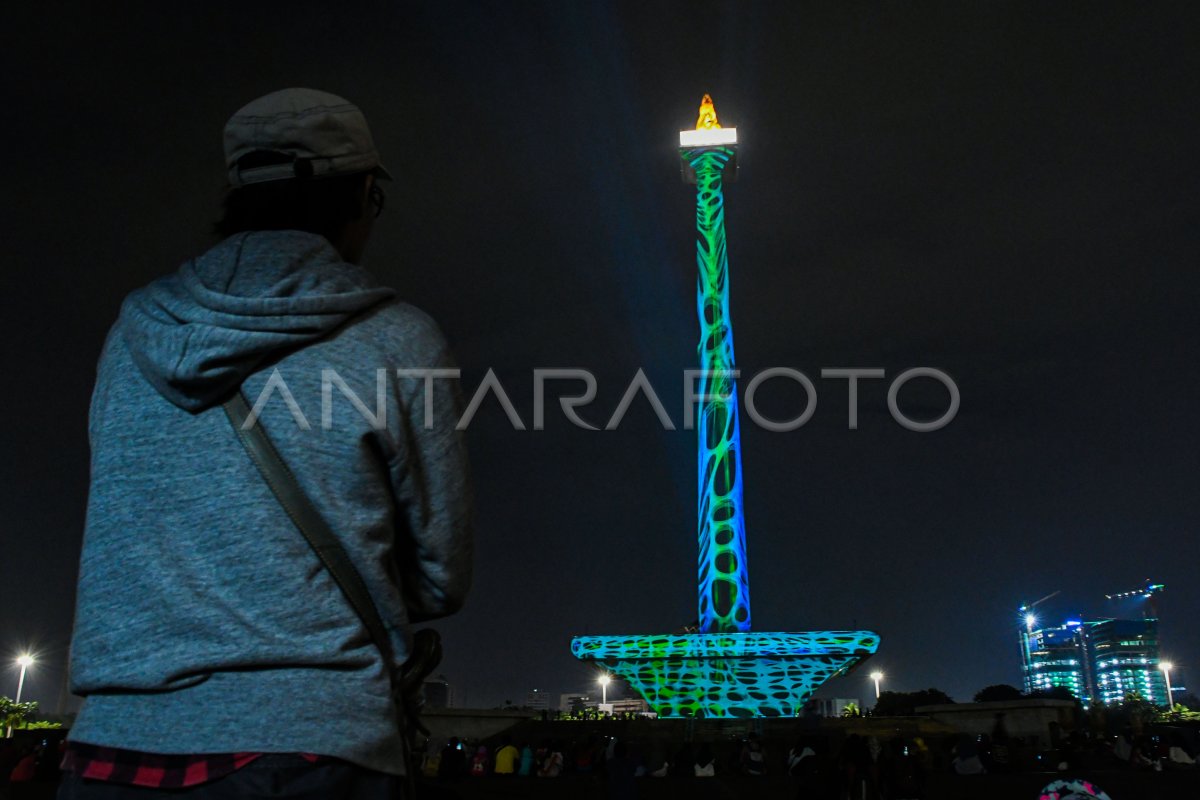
[59,88,473,798]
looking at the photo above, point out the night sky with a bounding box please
[4,3,1198,713]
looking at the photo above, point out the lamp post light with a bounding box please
[1160,661,1174,708]
[599,674,611,705]
[6,654,34,739]
[870,671,884,700]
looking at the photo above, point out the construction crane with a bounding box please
[1017,590,1061,694]
[1019,590,1061,632]
[1105,580,1164,619]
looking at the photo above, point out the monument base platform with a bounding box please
[571,631,879,718]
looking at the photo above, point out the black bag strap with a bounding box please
[223,389,448,796]
[221,391,399,677]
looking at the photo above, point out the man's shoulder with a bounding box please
[368,298,441,329]
[336,299,451,359]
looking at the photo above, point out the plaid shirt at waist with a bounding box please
[62,743,321,788]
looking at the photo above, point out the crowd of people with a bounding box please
[0,722,1196,799]
[1025,725,1197,773]
[418,730,929,797]
[0,737,64,799]
[422,732,771,782]
[416,721,1197,799]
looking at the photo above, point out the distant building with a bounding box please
[810,698,863,718]
[1023,620,1088,699]
[1087,618,1168,706]
[423,674,455,709]
[525,689,550,712]
[559,693,592,713]
[1021,616,1175,707]
[559,693,648,715]
[607,697,650,714]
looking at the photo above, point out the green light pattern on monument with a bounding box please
[688,144,750,634]
[573,632,879,718]
[571,96,880,717]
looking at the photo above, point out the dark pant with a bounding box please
[57,755,401,799]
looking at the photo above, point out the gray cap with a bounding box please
[223,88,392,187]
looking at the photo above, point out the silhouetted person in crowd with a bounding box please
[0,740,21,794]
[881,736,925,799]
[537,740,564,777]
[1112,727,1133,762]
[865,734,883,797]
[986,713,1012,772]
[517,742,536,777]
[606,741,638,800]
[469,743,489,777]
[439,738,467,782]
[694,744,716,777]
[672,741,695,778]
[645,741,669,778]
[790,738,836,799]
[951,734,986,775]
[10,747,37,783]
[575,734,601,775]
[493,736,519,776]
[740,731,766,776]
[839,734,872,796]
[1167,732,1196,767]
[788,738,816,775]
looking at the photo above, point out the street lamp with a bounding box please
[1160,661,1174,708]
[599,674,611,705]
[870,671,884,700]
[6,654,34,738]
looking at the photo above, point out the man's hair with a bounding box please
[214,151,369,240]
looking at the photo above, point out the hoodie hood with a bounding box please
[120,230,395,411]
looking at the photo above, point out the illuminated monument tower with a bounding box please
[572,96,879,717]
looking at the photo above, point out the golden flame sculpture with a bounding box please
[696,93,721,130]
[680,94,737,149]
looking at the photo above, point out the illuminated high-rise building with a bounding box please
[1019,582,1176,707]
[1086,618,1168,707]
[1023,620,1087,698]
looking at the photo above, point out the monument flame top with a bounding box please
[680,94,738,148]
[696,93,721,129]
